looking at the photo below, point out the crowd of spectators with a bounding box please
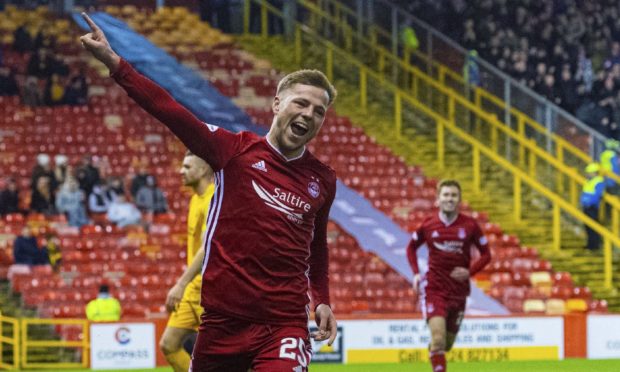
[0,154,169,229]
[397,0,620,139]
[0,21,88,105]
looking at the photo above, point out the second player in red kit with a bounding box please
[407,180,491,372]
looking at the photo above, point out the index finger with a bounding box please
[81,12,100,32]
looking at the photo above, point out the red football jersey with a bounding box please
[113,60,335,327]
[407,212,491,299]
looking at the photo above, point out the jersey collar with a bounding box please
[438,211,459,226]
[265,137,306,162]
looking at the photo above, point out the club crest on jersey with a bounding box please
[308,181,320,198]
[458,228,466,239]
[431,231,439,238]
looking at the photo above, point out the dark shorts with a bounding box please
[190,311,312,372]
[421,292,466,334]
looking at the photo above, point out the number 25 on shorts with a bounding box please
[279,337,311,368]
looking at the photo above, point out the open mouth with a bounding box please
[290,121,309,136]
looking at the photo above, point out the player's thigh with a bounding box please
[167,295,203,330]
[160,326,195,352]
[445,300,466,334]
[190,353,252,372]
[192,311,253,369]
[427,316,447,339]
[423,294,448,322]
[252,326,312,372]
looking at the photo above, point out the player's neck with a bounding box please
[439,210,458,225]
[265,133,305,160]
[194,178,211,196]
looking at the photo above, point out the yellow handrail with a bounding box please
[295,0,620,190]
[0,315,19,370]
[243,0,618,288]
[20,318,89,369]
[283,0,620,233]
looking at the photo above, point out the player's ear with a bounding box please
[272,96,280,115]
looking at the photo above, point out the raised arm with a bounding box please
[79,13,213,161]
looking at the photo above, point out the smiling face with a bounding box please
[267,83,330,159]
[437,185,461,216]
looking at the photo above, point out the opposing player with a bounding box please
[80,13,337,372]
[407,180,491,372]
[160,151,214,371]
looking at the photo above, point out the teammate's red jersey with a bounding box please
[113,60,335,328]
[407,212,491,299]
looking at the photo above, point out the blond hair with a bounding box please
[276,69,337,105]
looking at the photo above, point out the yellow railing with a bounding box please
[0,315,19,370]
[20,318,89,370]
[242,0,618,289]
[243,0,620,235]
[312,0,600,160]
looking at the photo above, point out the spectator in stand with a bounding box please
[0,66,19,96]
[88,181,111,214]
[396,0,620,126]
[63,73,88,105]
[42,233,62,272]
[53,154,69,187]
[13,23,33,53]
[56,177,90,227]
[463,50,481,87]
[27,48,54,80]
[130,165,150,199]
[75,155,100,195]
[557,65,580,114]
[44,74,65,106]
[30,176,57,215]
[22,76,43,107]
[106,194,142,228]
[31,153,57,193]
[0,177,20,216]
[106,176,124,201]
[135,175,168,214]
[199,0,232,33]
[13,226,48,266]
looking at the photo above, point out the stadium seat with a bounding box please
[550,286,573,300]
[588,299,608,313]
[522,299,546,314]
[545,299,566,315]
[530,271,552,289]
[566,298,588,313]
[572,287,592,301]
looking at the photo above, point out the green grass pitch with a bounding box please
[18,359,620,371]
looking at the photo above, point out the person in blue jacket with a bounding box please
[581,163,605,250]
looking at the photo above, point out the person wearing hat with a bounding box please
[581,163,605,250]
[599,139,620,194]
[85,284,121,322]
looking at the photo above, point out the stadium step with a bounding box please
[236,34,620,312]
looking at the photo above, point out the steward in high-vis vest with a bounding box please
[581,163,605,251]
[86,284,121,322]
[600,139,620,193]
